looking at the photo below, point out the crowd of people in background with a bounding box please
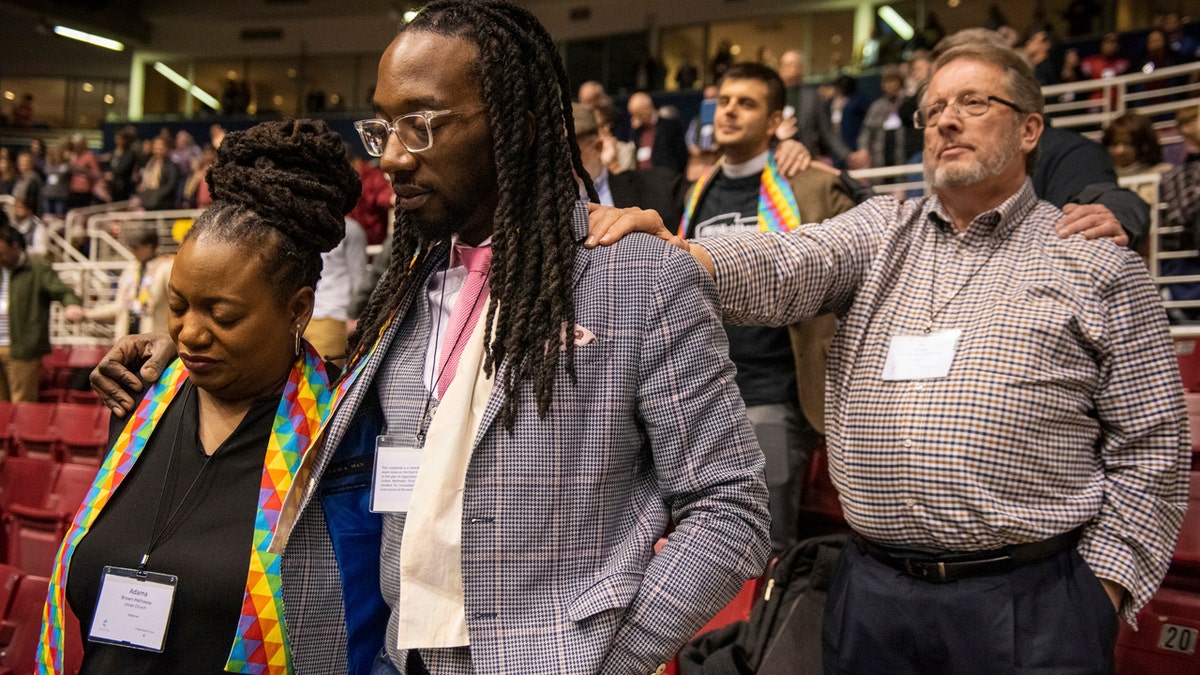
[0,120,396,403]
[0,124,225,224]
[0,1,1192,672]
[0,9,1196,395]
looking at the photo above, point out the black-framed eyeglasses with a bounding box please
[354,106,485,156]
[913,93,1023,129]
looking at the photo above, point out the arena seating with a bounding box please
[0,574,50,675]
[4,462,97,575]
[8,405,57,460]
[1115,586,1200,674]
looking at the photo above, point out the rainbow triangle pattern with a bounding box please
[225,343,332,675]
[38,344,336,675]
[38,360,188,674]
[678,151,803,238]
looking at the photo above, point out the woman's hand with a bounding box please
[91,333,177,416]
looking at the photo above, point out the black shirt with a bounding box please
[66,381,277,674]
[691,170,797,408]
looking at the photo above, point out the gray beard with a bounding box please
[924,132,1022,189]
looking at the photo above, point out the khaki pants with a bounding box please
[304,318,349,365]
[0,346,41,402]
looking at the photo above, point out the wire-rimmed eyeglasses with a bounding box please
[354,106,484,156]
[913,93,1023,130]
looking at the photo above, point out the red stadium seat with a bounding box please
[65,344,108,372]
[0,574,49,675]
[0,402,13,454]
[0,456,58,568]
[1177,337,1200,392]
[1163,472,1200,591]
[43,463,96,519]
[5,463,97,576]
[1114,586,1200,675]
[0,565,23,621]
[10,404,58,460]
[39,347,71,392]
[795,443,849,540]
[53,404,109,465]
[63,389,100,406]
[662,575,765,675]
[0,457,57,514]
[1186,393,1200,471]
[36,389,64,404]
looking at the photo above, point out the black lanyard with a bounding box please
[138,385,217,573]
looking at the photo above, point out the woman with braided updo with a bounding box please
[39,118,360,675]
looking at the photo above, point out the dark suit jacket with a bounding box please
[609,167,686,233]
[788,85,851,164]
[1034,125,1149,250]
[649,116,689,174]
[136,158,181,211]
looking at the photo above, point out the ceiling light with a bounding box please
[153,62,221,109]
[878,6,915,41]
[53,25,125,52]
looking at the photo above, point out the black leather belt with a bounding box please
[854,528,1081,583]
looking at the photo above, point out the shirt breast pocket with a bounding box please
[978,291,1101,392]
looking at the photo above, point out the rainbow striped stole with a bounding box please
[678,151,802,238]
[38,358,188,674]
[37,345,334,675]
[225,344,332,674]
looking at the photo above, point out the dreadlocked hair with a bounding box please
[194,118,361,303]
[348,0,597,431]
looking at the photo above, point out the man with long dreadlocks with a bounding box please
[91,2,770,673]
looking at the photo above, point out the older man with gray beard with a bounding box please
[589,35,1189,675]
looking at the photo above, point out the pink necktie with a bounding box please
[436,244,492,398]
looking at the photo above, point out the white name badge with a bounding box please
[783,105,796,119]
[371,435,423,513]
[881,329,963,381]
[883,112,903,130]
[636,146,653,163]
[89,566,178,652]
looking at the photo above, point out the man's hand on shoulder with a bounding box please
[91,333,177,416]
[585,203,716,277]
[774,139,812,177]
[1056,203,1130,247]
[585,202,678,249]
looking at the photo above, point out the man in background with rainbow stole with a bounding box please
[678,62,856,553]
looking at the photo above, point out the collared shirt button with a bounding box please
[653,665,668,675]
[905,499,916,509]
[902,438,913,448]
[913,382,926,391]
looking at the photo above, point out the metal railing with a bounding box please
[1042,61,1200,138]
[45,205,202,345]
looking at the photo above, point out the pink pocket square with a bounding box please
[573,325,597,346]
[559,323,597,350]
